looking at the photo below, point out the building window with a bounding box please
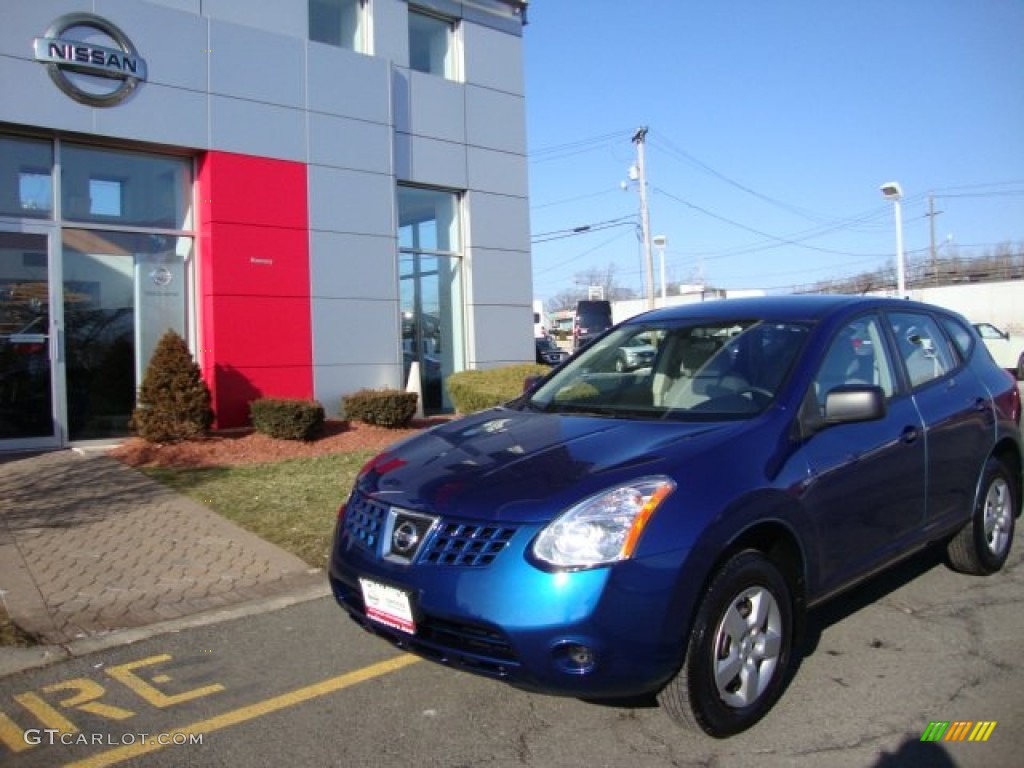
[61,144,193,228]
[309,0,367,52]
[88,178,123,218]
[19,170,52,216]
[398,186,463,413]
[409,7,456,79]
[1,136,53,218]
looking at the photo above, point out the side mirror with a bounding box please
[824,385,886,425]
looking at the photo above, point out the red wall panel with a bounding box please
[197,151,312,428]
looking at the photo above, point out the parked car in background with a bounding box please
[535,335,568,367]
[615,333,657,371]
[973,322,1024,379]
[330,295,1021,738]
[572,299,613,351]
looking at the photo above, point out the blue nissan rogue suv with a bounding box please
[330,295,1021,737]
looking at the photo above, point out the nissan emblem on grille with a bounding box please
[383,508,437,563]
[391,521,420,555]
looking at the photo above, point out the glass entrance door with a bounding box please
[62,230,188,441]
[0,230,59,448]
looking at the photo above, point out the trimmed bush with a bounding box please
[342,388,418,428]
[445,363,550,415]
[250,398,325,440]
[132,330,213,442]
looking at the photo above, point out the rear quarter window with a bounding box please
[939,316,976,363]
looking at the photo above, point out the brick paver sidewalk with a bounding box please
[0,450,323,646]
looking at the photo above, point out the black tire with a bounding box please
[657,550,793,737]
[947,457,1017,575]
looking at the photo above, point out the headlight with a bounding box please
[532,476,676,569]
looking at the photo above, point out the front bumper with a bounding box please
[329,495,691,698]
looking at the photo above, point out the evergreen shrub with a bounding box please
[445,363,550,414]
[132,330,213,442]
[342,388,418,428]
[249,398,326,441]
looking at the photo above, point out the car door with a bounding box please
[886,310,993,534]
[798,314,927,597]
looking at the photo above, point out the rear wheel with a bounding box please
[657,550,793,737]
[947,457,1017,575]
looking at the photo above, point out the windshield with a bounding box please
[527,318,809,420]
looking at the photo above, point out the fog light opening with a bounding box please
[553,642,597,675]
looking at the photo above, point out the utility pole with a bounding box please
[632,127,655,309]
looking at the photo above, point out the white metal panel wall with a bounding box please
[200,0,307,38]
[460,9,532,369]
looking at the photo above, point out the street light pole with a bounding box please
[880,181,906,298]
[653,234,667,304]
[632,127,655,309]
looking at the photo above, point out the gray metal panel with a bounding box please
[466,85,525,153]
[0,55,93,134]
[0,0,83,60]
[310,113,393,174]
[393,131,412,179]
[136,0,200,12]
[373,0,409,68]
[408,69,466,143]
[311,297,402,366]
[391,67,411,134]
[402,134,467,189]
[209,95,305,162]
[466,304,534,366]
[94,81,208,149]
[209,20,304,108]
[463,17,523,94]
[467,146,526,197]
[308,43,392,123]
[467,190,530,252]
[97,0,208,91]
[313,361,405,417]
[309,231,398,301]
[308,165,396,237]
[465,245,532,306]
[201,0,306,39]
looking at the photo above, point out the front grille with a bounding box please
[423,523,517,567]
[343,492,518,568]
[343,493,387,551]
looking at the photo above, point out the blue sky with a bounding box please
[523,1,1024,305]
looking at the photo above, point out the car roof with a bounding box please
[621,294,956,326]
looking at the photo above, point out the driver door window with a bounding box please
[812,316,895,410]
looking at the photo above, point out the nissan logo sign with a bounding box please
[391,522,421,556]
[33,13,147,107]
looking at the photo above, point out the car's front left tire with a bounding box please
[947,456,1017,575]
[657,550,793,737]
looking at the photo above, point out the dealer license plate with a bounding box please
[359,578,416,634]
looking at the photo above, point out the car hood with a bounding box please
[356,407,743,522]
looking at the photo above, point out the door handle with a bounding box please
[900,426,919,444]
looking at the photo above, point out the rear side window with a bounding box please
[939,316,975,363]
[886,312,957,388]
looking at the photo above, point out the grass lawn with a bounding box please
[141,450,377,569]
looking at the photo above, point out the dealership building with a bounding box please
[0,0,532,451]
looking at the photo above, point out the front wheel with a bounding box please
[657,550,793,737]
[947,457,1017,575]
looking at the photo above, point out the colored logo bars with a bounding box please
[921,721,997,743]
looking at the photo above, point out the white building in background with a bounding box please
[0,0,532,451]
